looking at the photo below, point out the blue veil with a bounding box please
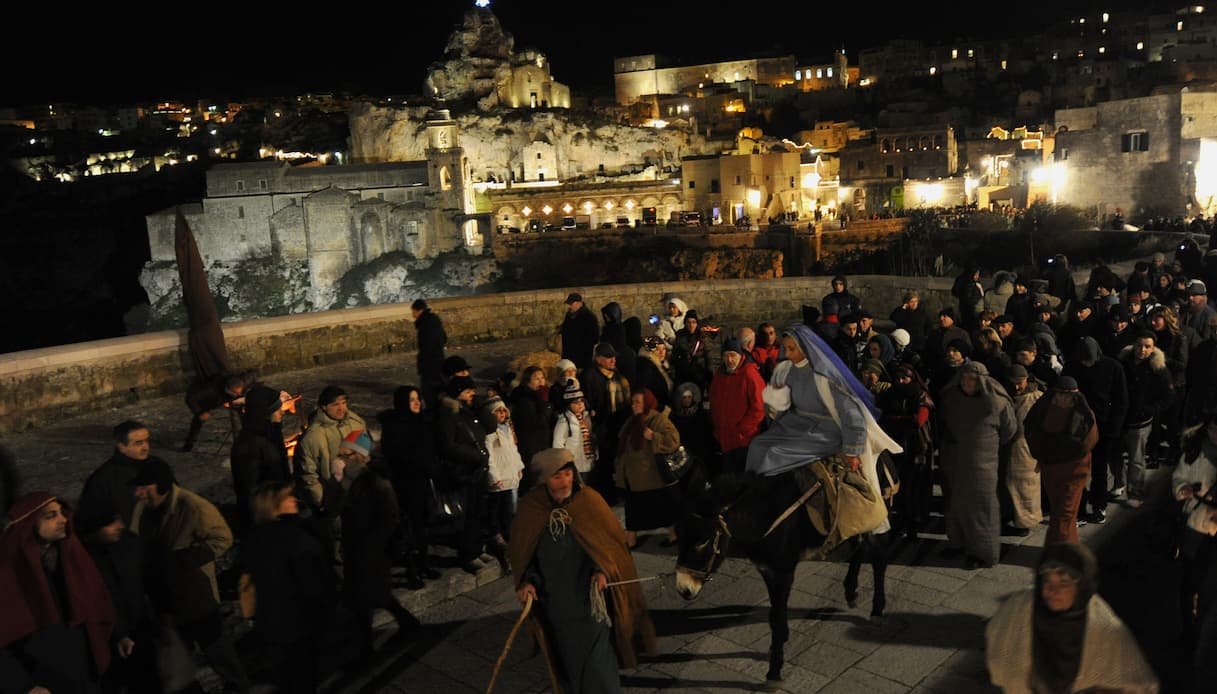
[782,323,881,419]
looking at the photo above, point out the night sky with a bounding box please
[1,1,1184,106]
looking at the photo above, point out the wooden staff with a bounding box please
[486,592,533,694]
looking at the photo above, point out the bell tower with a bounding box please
[424,106,481,253]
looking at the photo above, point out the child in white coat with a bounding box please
[484,397,524,558]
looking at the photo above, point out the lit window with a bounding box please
[795,70,802,80]
[1001,60,1008,70]
[952,49,958,60]
[816,69,823,78]
[1099,46,1106,54]
[1137,41,1145,50]
[1053,52,1059,60]
[1102,12,1109,22]
[929,66,937,75]
[827,67,833,77]
[1179,20,1185,31]
[968,49,974,58]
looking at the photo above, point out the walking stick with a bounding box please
[486,592,536,694]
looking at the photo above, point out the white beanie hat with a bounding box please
[890,328,911,348]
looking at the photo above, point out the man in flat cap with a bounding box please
[508,449,657,693]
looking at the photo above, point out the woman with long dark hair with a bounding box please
[378,385,444,588]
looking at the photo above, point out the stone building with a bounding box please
[1052,88,1217,220]
[613,53,796,112]
[838,125,960,214]
[143,109,481,311]
[682,150,805,225]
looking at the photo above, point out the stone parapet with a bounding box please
[1,274,963,434]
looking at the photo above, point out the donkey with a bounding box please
[673,471,891,688]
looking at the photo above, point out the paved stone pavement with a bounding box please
[0,331,1195,693]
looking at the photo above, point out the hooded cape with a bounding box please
[508,484,658,669]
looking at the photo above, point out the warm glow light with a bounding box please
[625,200,636,209]
[562,203,573,214]
[747,189,762,207]
[929,66,937,75]
[541,205,553,215]
[803,172,821,188]
[583,201,594,213]
[1195,139,1217,212]
[604,201,614,210]
[1137,41,1145,50]
[522,206,532,216]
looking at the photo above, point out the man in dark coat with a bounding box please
[412,298,447,406]
[823,275,862,318]
[1115,332,1174,508]
[890,290,934,355]
[561,292,601,371]
[436,376,494,574]
[1062,337,1128,524]
[581,342,632,503]
[1004,275,1038,334]
[76,420,153,529]
[229,385,292,533]
[1045,253,1079,312]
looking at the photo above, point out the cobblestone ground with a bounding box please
[1,330,1194,693]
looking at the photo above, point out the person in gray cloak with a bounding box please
[745,323,902,534]
[937,361,1019,569]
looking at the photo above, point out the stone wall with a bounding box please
[1,274,963,434]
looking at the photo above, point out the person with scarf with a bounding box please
[986,542,1159,693]
[0,492,116,694]
[937,361,1019,569]
[553,381,597,476]
[1023,377,1098,544]
[745,323,903,536]
[614,388,682,548]
[508,448,658,693]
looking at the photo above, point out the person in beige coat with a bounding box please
[614,388,682,548]
[130,458,250,694]
[1004,364,1043,536]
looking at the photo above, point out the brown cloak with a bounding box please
[507,484,658,669]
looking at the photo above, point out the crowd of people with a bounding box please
[9,251,1217,691]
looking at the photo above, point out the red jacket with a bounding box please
[708,362,766,453]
